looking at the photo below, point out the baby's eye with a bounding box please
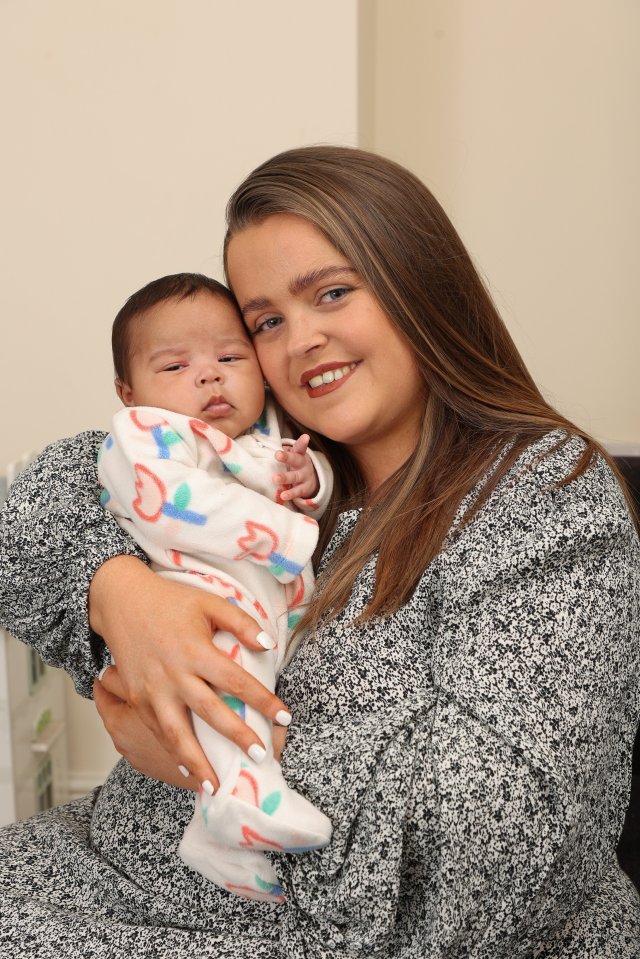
[253,315,283,336]
[219,355,241,363]
[320,286,351,304]
[163,363,187,372]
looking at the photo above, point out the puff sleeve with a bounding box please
[0,432,148,697]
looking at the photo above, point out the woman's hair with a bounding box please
[112,272,235,384]
[224,145,633,633]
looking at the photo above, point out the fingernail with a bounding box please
[178,765,190,778]
[202,780,215,796]
[256,631,276,650]
[97,664,111,681]
[275,709,292,727]
[248,744,267,764]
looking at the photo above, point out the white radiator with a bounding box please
[0,453,69,825]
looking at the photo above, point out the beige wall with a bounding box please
[1,0,359,788]
[361,0,640,445]
[3,0,639,789]
[1,0,358,468]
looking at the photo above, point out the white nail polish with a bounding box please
[97,664,111,681]
[248,743,267,764]
[202,780,215,796]
[178,765,190,778]
[256,631,276,650]
[275,709,292,727]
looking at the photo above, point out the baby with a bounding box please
[97,273,333,903]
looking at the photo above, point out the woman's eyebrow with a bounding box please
[240,265,357,318]
[289,265,357,296]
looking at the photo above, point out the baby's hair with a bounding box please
[112,273,237,384]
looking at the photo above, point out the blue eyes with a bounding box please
[253,316,283,336]
[321,286,350,303]
[253,286,352,335]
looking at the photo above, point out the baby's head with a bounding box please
[112,273,265,438]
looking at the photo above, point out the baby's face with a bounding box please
[119,291,265,438]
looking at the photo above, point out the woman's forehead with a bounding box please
[227,214,345,287]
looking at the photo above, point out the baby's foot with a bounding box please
[179,798,285,904]
[201,754,333,853]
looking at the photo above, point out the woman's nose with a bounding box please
[285,316,328,357]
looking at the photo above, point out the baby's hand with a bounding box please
[273,434,319,503]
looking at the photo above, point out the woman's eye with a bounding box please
[253,316,282,335]
[163,363,186,372]
[320,286,350,304]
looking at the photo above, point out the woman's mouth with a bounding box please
[301,362,358,396]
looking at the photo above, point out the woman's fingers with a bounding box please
[195,592,292,724]
[97,662,125,698]
[93,676,201,791]
[88,560,292,786]
[272,725,287,763]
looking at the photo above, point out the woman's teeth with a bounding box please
[308,363,356,389]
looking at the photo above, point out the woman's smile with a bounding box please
[226,214,425,483]
[301,361,359,394]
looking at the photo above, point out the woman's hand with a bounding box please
[93,669,199,790]
[89,555,291,789]
[272,723,288,763]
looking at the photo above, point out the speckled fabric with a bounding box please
[0,430,639,957]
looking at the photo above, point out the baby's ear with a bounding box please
[115,379,134,407]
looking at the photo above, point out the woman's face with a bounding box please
[226,214,425,485]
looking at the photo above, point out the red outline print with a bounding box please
[285,574,305,608]
[253,599,268,621]
[188,418,209,439]
[197,573,244,604]
[130,409,167,432]
[239,826,284,850]
[132,464,166,522]
[274,486,289,506]
[231,769,260,806]
[220,643,242,663]
[303,498,319,511]
[189,418,233,455]
[303,515,318,526]
[168,550,183,567]
[235,522,279,562]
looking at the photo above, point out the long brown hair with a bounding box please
[224,145,633,633]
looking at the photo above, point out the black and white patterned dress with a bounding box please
[0,430,639,958]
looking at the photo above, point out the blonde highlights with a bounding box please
[224,146,632,635]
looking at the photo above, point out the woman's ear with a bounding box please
[115,379,135,407]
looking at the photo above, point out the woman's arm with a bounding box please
[0,431,292,787]
[90,556,291,786]
[0,432,147,696]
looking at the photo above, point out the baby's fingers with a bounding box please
[288,434,310,456]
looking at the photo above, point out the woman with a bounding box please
[0,146,638,958]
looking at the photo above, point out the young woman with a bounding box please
[0,146,638,958]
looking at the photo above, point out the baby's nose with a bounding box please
[198,365,222,384]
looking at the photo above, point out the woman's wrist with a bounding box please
[88,555,153,638]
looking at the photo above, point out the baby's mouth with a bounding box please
[203,397,233,416]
